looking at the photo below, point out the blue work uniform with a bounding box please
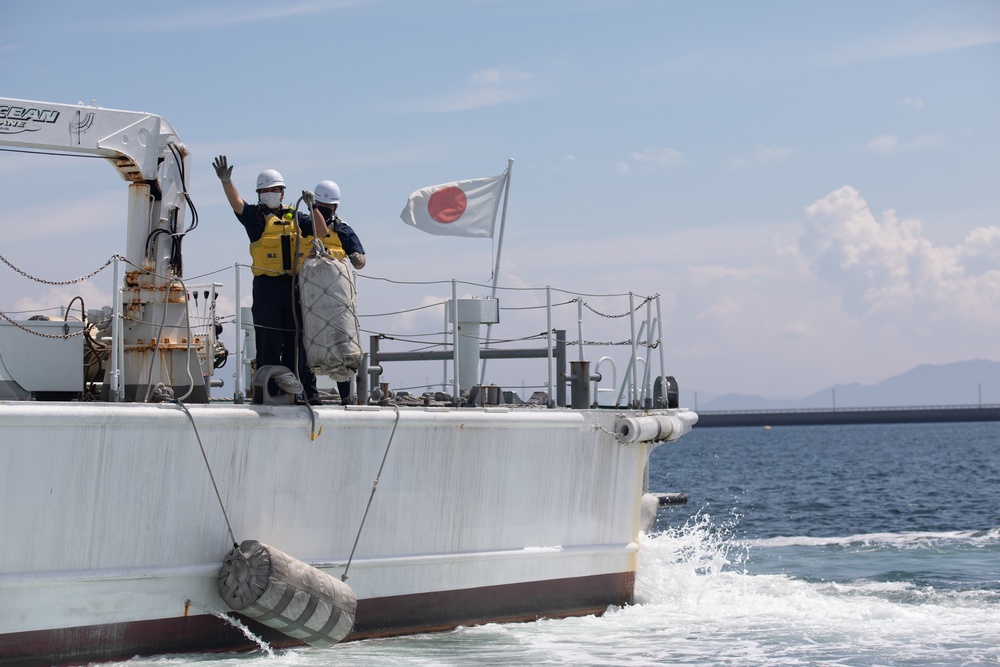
[236,202,319,402]
[331,216,365,257]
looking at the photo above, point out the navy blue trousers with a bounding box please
[251,275,317,400]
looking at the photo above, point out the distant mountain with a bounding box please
[696,359,1000,411]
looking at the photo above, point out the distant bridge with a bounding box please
[694,404,1000,427]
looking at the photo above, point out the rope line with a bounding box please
[358,330,451,345]
[342,405,401,582]
[359,300,449,318]
[355,272,654,300]
[176,401,239,548]
[500,299,577,311]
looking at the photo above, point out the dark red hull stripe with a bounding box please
[0,572,634,666]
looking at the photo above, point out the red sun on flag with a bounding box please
[427,186,467,223]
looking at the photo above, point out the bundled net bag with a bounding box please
[299,241,363,381]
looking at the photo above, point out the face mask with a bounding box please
[259,192,282,209]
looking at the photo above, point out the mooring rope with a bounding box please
[175,400,239,548]
[341,404,401,582]
[306,403,322,440]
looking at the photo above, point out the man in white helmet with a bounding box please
[212,155,328,404]
[314,180,365,269]
[313,179,366,404]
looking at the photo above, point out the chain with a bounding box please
[0,253,120,285]
[592,422,625,440]
[579,295,655,319]
[0,310,88,338]
[574,339,661,348]
[0,253,122,338]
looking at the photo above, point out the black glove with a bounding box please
[212,155,233,184]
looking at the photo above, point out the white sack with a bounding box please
[299,242,363,381]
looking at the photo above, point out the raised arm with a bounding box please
[213,155,244,216]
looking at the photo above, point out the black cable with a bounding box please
[168,143,198,233]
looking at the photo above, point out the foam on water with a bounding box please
[140,515,999,666]
[755,526,1000,549]
[628,516,1000,665]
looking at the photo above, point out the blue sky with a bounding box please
[2,0,999,403]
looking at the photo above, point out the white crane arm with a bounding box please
[0,98,184,182]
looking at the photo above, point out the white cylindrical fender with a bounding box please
[615,411,698,442]
[218,540,356,648]
[615,416,662,442]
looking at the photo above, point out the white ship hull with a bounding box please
[0,97,697,665]
[0,401,678,665]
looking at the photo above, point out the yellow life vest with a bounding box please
[249,207,312,277]
[321,226,347,260]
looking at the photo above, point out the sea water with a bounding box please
[124,422,999,666]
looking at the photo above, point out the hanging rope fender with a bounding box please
[174,397,399,583]
[342,404,401,582]
[176,398,359,648]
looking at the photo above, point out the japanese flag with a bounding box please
[400,172,507,238]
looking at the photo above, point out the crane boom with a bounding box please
[0,98,208,402]
[1,98,177,180]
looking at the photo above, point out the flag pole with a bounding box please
[479,158,514,385]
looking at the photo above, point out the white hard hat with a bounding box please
[256,169,285,191]
[315,180,341,205]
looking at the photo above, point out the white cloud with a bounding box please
[3,192,120,243]
[863,134,900,154]
[727,144,792,169]
[405,68,537,113]
[8,280,113,319]
[782,320,819,340]
[907,133,946,150]
[902,97,924,110]
[558,187,1000,398]
[686,264,784,283]
[798,186,1000,326]
[863,133,944,154]
[416,89,531,113]
[99,1,373,32]
[469,68,531,86]
[838,28,1000,64]
[625,147,682,169]
[955,226,1000,284]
